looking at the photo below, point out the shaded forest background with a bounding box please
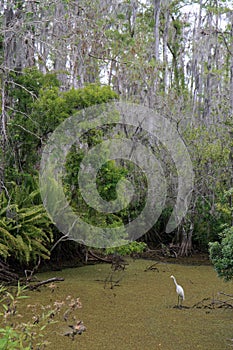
[0,0,233,279]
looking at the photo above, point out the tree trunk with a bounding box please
[229,12,233,226]
[154,0,161,61]
[0,7,11,192]
[229,131,233,227]
[0,76,7,192]
[162,5,169,93]
[178,223,193,257]
[153,0,161,95]
[230,11,233,115]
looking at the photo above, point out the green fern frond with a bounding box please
[32,239,50,254]
[0,227,17,246]
[15,235,32,264]
[0,243,10,259]
[0,219,8,229]
[0,183,53,265]
[27,189,41,201]
[18,205,45,218]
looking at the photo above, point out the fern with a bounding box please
[0,182,53,265]
[0,243,9,259]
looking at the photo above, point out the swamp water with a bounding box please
[19,260,233,350]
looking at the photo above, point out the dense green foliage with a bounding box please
[1,68,131,267]
[105,241,147,256]
[0,180,52,264]
[184,126,231,248]
[1,66,232,267]
[0,68,121,268]
[209,226,233,281]
[209,189,233,281]
[7,69,118,176]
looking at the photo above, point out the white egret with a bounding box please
[170,275,185,307]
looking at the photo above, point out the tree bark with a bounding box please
[153,0,161,95]
[178,223,193,257]
[229,12,233,226]
[162,4,169,93]
[0,76,7,192]
[154,0,161,61]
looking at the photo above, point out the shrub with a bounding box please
[209,225,233,281]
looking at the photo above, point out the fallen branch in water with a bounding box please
[144,262,160,272]
[27,277,65,290]
[88,250,113,263]
[218,291,233,299]
[192,294,233,309]
[104,255,128,289]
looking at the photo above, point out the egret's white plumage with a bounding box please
[170,275,185,306]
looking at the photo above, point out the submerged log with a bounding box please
[28,277,65,290]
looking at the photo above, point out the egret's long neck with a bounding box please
[172,277,177,286]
